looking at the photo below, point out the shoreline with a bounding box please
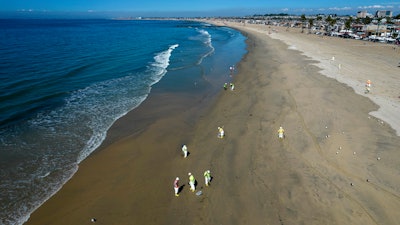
[22,21,244,225]
[25,20,400,225]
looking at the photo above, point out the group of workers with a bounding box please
[174,66,239,197]
[175,124,284,196]
[174,143,212,197]
[174,168,212,197]
[173,65,289,197]
[223,82,235,91]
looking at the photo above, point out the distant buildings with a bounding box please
[375,10,392,18]
[357,11,370,18]
[209,8,399,42]
[357,10,393,19]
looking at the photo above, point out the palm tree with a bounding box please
[308,18,314,33]
[325,15,332,32]
[363,16,372,25]
[329,18,337,32]
[345,16,353,31]
[300,14,307,33]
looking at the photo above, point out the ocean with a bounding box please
[0,19,246,224]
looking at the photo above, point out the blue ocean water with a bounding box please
[0,19,246,224]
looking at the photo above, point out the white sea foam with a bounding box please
[15,44,181,225]
[149,44,179,85]
[196,29,215,65]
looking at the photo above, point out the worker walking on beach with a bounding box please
[278,126,285,139]
[182,144,188,158]
[188,173,196,192]
[218,127,225,138]
[230,83,235,91]
[365,79,371,94]
[174,177,180,197]
[204,170,211,186]
[366,79,371,88]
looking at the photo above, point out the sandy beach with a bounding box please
[25,20,400,225]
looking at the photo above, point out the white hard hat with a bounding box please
[188,172,191,176]
[176,177,179,180]
[207,170,210,173]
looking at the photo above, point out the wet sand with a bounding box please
[25,20,400,225]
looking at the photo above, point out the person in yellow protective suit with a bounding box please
[204,170,211,186]
[188,172,196,192]
[223,83,228,90]
[217,127,224,138]
[278,126,285,139]
[230,83,235,91]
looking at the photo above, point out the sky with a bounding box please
[0,0,399,18]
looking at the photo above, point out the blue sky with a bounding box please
[1,0,399,17]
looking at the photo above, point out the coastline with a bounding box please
[25,20,400,225]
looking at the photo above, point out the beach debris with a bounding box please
[350,182,354,186]
[331,56,335,61]
[325,126,328,129]
[339,146,342,150]
[91,218,97,223]
[366,179,370,182]
[336,151,339,154]
[196,190,203,196]
[377,157,381,161]
[353,152,356,155]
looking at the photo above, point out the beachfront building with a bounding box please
[364,24,388,36]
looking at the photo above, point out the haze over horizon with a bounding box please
[0,0,399,18]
